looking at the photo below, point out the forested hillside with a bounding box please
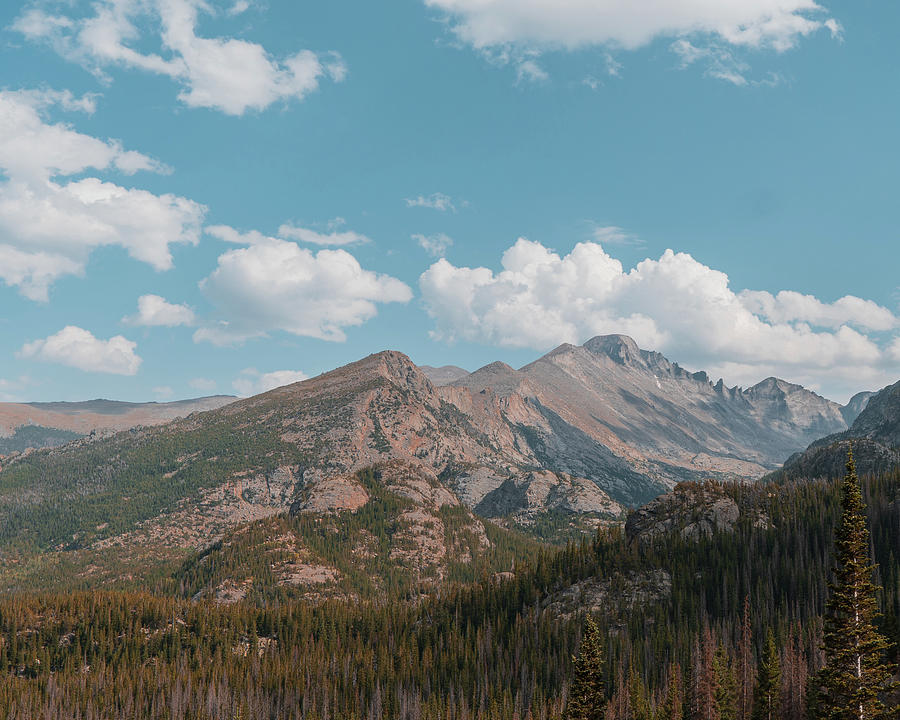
[1,470,896,719]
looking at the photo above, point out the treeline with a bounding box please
[0,470,897,719]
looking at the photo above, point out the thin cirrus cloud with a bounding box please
[0,89,204,301]
[405,193,457,212]
[195,227,413,345]
[208,222,370,247]
[13,0,347,116]
[123,294,197,327]
[424,0,842,84]
[277,223,371,247]
[19,326,142,376]
[233,368,309,397]
[419,238,899,400]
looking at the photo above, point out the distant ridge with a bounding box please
[419,365,469,386]
[0,395,237,452]
[775,379,900,480]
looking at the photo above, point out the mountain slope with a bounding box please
[457,334,847,488]
[0,351,617,590]
[777,379,900,480]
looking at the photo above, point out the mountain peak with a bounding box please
[747,376,807,395]
[452,361,523,394]
[583,334,643,366]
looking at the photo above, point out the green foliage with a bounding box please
[752,630,781,720]
[0,410,302,555]
[814,450,898,719]
[0,425,82,454]
[566,616,606,720]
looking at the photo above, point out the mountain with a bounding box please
[0,351,616,591]
[0,396,236,454]
[842,390,875,425]
[0,338,859,591]
[777,379,900,480]
[453,334,847,493]
[419,364,469,386]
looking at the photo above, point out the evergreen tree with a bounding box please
[566,616,606,720]
[753,630,781,720]
[715,645,738,720]
[660,662,684,720]
[815,448,898,719]
[737,597,755,720]
[628,663,652,720]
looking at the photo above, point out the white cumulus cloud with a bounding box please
[195,230,413,345]
[0,90,204,301]
[740,290,897,332]
[419,238,899,400]
[233,368,309,397]
[14,0,346,116]
[425,0,839,82]
[19,326,142,375]
[124,294,196,327]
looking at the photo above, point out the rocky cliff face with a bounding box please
[625,483,745,542]
[841,391,875,425]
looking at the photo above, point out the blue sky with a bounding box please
[0,0,897,404]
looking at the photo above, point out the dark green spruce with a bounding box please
[752,629,781,720]
[566,616,606,720]
[815,448,898,719]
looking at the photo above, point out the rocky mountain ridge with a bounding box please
[451,335,850,490]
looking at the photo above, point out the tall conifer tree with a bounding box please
[566,616,606,720]
[815,448,897,719]
[753,630,782,720]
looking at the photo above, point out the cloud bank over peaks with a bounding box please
[195,227,412,345]
[14,0,346,116]
[0,89,203,301]
[425,0,840,84]
[419,238,899,400]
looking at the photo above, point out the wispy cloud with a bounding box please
[414,232,454,258]
[405,192,458,212]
